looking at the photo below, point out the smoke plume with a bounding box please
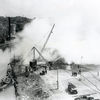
[0,0,100,67]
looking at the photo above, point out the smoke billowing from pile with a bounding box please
[13,18,64,64]
[18,17,100,64]
[0,0,100,67]
[1,16,100,69]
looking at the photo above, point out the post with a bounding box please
[57,66,59,89]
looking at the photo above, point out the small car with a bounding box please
[74,95,87,100]
[67,82,78,95]
[87,97,94,100]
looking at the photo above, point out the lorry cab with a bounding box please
[67,82,78,95]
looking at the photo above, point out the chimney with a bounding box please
[8,17,11,40]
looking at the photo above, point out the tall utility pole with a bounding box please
[57,66,59,89]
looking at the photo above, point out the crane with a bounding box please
[28,24,55,75]
[41,24,55,52]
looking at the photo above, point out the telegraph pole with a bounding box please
[57,66,59,89]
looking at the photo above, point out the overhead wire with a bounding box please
[80,74,100,92]
[82,66,100,82]
[65,69,100,94]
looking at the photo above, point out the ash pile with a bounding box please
[0,55,50,100]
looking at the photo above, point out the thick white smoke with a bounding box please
[0,0,100,66]
[15,16,100,64]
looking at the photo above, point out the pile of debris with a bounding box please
[17,73,50,100]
